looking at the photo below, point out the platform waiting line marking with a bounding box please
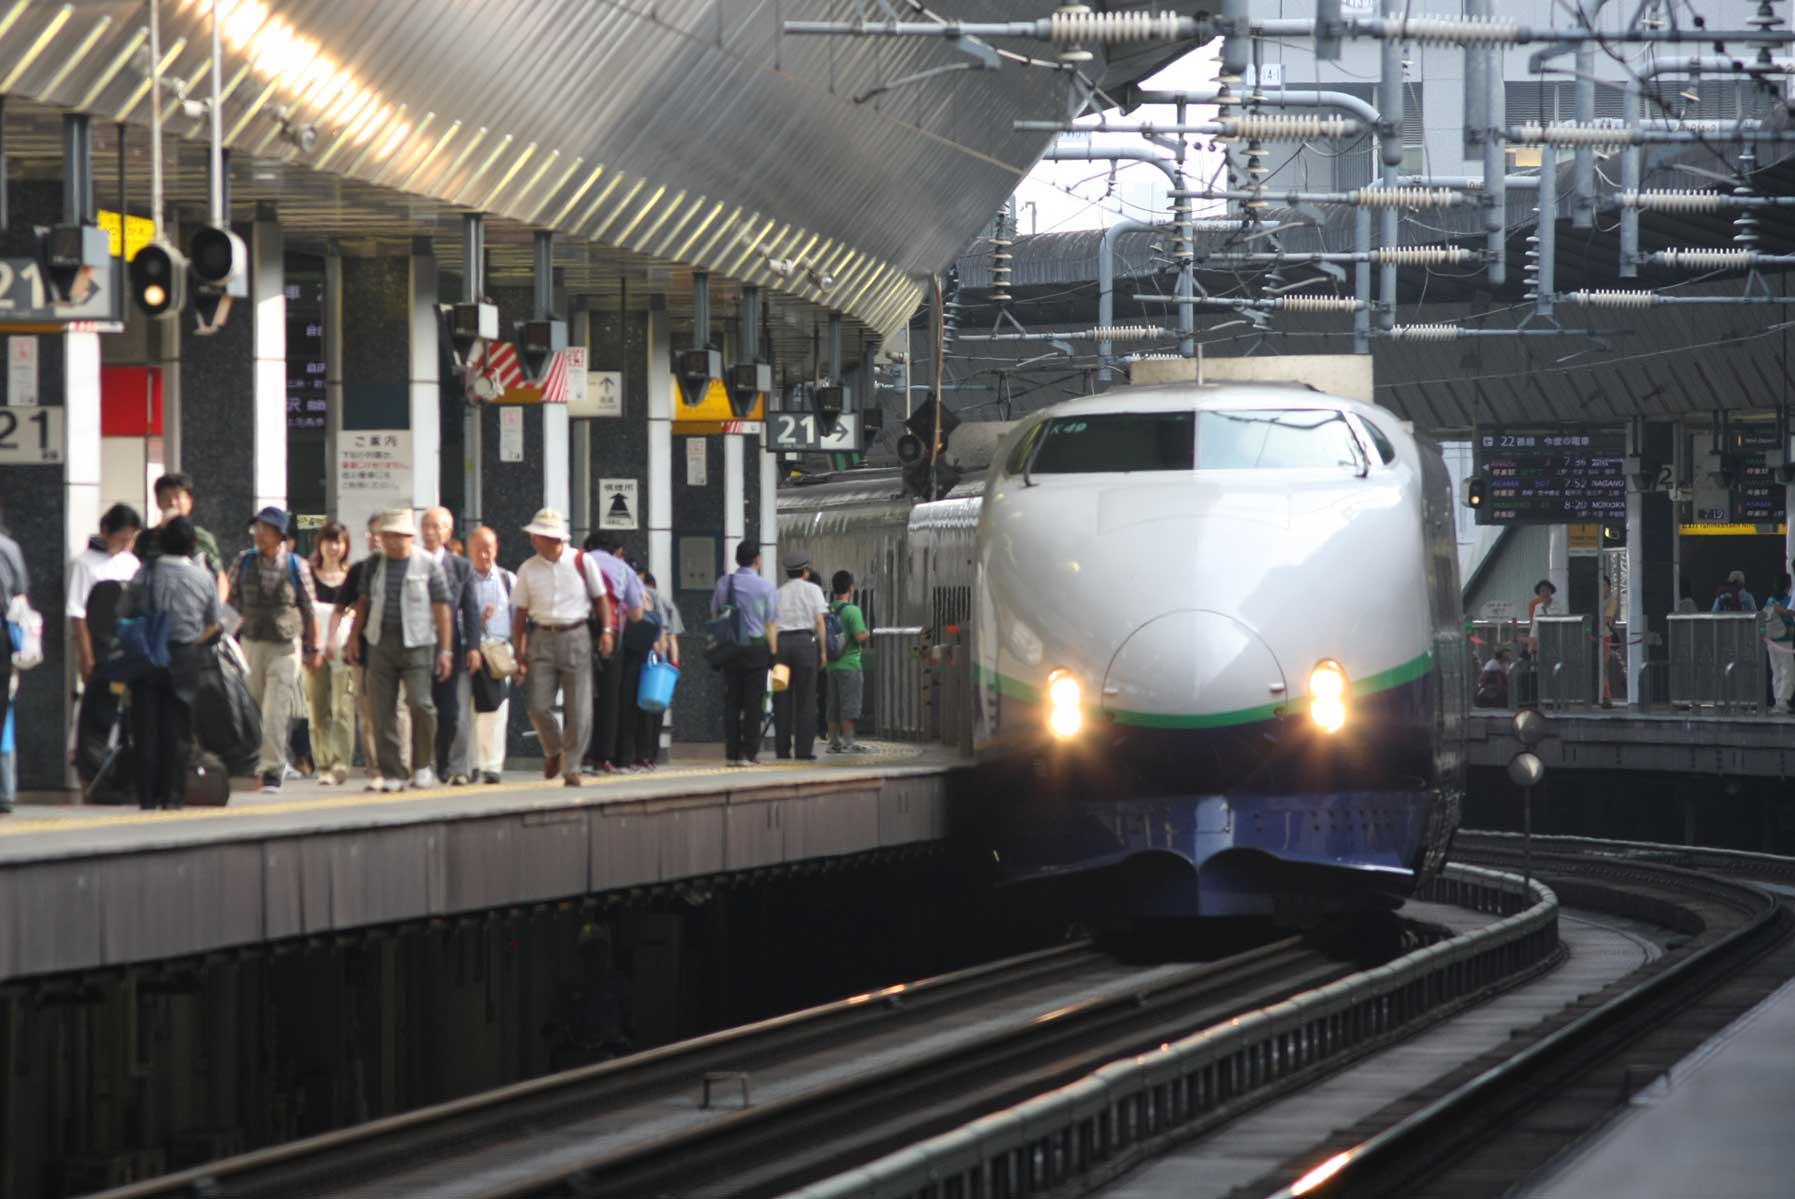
[0,761,821,838]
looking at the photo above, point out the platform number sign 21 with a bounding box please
[0,405,63,464]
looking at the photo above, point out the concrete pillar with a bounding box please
[543,299,580,519]
[477,285,542,557]
[723,433,745,570]
[409,239,441,513]
[1627,477,1648,707]
[647,301,673,589]
[1546,524,1570,609]
[179,206,284,554]
[251,211,286,514]
[759,424,779,576]
[335,253,418,539]
[323,249,342,518]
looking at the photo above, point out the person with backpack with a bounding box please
[1713,569,1757,614]
[710,542,778,767]
[227,507,323,793]
[0,520,28,814]
[67,503,143,686]
[826,570,873,752]
[121,519,223,810]
[467,525,516,783]
[772,552,828,760]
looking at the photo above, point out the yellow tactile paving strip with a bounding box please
[0,743,934,840]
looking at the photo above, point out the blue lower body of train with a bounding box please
[983,671,1456,919]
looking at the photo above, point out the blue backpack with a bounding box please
[824,603,848,662]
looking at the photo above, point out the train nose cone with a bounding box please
[1102,610,1287,725]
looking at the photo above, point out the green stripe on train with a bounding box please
[974,649,1435,730]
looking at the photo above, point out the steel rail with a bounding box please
[468,938,1349,1199]
[1271,849,1788,1198]
[783,864,1558,1199]
[81,939,1111,1199]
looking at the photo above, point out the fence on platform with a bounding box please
[1668,613,1766,715]
[871,626,974,753]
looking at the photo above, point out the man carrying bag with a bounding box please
[708,542,777,767]
[467,526,516,784]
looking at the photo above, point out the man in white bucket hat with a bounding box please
[510,508,614,787]
[345,508,454,791]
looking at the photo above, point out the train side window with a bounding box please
[1360,418,1398,465]
[1028,411,1195,473]
[1196,410,1367,471]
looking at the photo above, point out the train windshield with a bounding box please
[1027,412,1196,473]
[1196,409,1367,471]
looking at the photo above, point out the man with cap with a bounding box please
[1713,569,1758,613]
[227,506,323,792]
[771,550,828,760]
[345,509,454,791]
[579,532,644,774]
[511,509,614,787]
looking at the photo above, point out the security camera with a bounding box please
[807,266,835,292]
[178,97,209,121]
[266,106,317,153]
[764,256,794,279]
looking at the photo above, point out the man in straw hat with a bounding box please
[511,508,615,787]
[345,508,454,792]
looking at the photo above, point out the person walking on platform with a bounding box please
[512,510,613,788]
[67,503,142,687]
[346,509,453,791]
[711,542,778,767]
[826,570,873,753]
[153,473,226,598]
[305,521,356,785]
[333,513,409,785]
[421,507,482,785]
[772,552,827,760]
[1768,572,1795,715]
[579,533,644,774]
[468,526,516,783]
[228,507,323,793]
[121,519,222,810]
[0,520,27,814]
[635,569,682,769]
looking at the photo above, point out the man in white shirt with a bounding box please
[66,504,143,685]
[511,509,614,787]
[772,551,828,760]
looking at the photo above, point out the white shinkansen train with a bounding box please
[779,380,1466,920]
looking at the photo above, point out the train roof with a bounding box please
[1031,380,1397,425]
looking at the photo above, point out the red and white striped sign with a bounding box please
[537,349,569,404]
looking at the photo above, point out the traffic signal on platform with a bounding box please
[188,224,247,335]
[1463,474,1487,511]
[129,241,187,321]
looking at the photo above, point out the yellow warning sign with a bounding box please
[96,209,156,262]
[1567,523,1600,554]
[669,373,764,434]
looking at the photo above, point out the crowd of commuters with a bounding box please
[0,485,880,811]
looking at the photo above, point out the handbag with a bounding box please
[703,576,749,669]
[108,610,172,684]
[472,666,509,714]
[637,652,679,714]
[481,638,517,679]
[621,611,661,656]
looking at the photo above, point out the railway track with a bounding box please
[1288,836,1795,1199]
[87,932,1354,1199]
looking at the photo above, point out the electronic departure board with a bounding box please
[1728,422,1785,525]
[1473,425,1628,526]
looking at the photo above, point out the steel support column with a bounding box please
[647,299,673,591]
[411,236,442,512]
[458,216,482,520]
[250,205,286,514]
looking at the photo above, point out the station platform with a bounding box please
[1469,708,1795,777]
[1523,891,1795,1199]
[0,743,965,984]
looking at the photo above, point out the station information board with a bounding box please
[1727,422,1785,525]
[1473,425,1627,525]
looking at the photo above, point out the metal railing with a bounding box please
[1536,614,1596,709]
[783,864,1559,1199]
[1668,613,1766,714]
[872,627,930,740]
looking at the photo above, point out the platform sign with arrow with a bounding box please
[569,368,622,418]
[598,478,639,530]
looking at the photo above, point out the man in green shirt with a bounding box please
[826,570,871,753]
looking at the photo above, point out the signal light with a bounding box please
[1462,474,1487,510]
[130,241,187,320]
[188,224,247,335]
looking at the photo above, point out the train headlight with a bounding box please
[1046,668,1083,739]
[1308,660,1350,734]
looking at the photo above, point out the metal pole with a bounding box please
[1620,81,1641,278]
[1099,220,1158,384]
[463,213,484,298]
[693,271,710,350]
[1378,8,1403,327]
[532,230,552,319]
[1485,51,1507,286]
[1535,143,1556,316]
[1523,783,1533,895]
[209,0,223,225]
[1354,206,1372,354]
[1464,0,1488,154]
[1175,99,1194,357]
[1572,3,1596,229]
[148,0,164,233]
[828,311,843,382]
[62,115,93,225]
